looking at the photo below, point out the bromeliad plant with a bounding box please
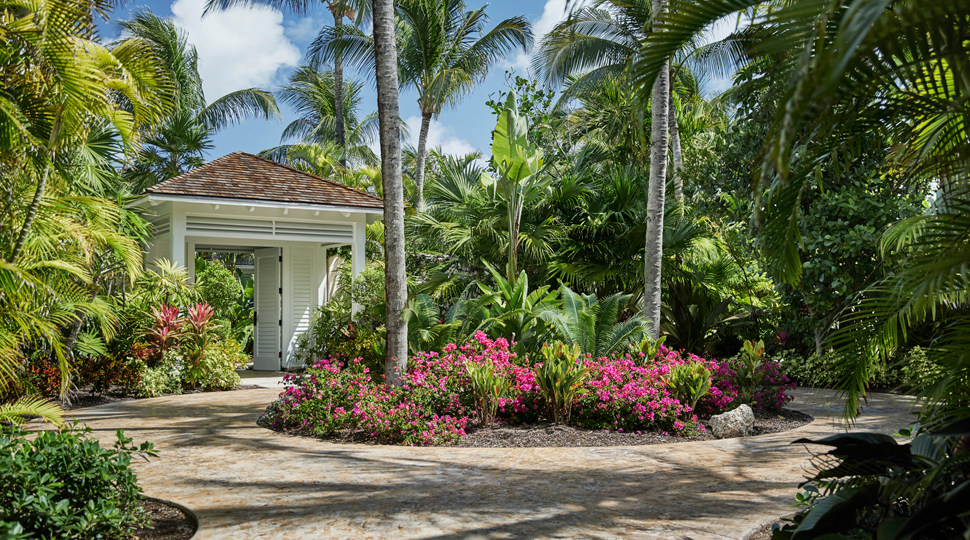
[635,335,667,366]
[534,342,590,424]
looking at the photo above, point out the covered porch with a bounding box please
[134,152,383,371]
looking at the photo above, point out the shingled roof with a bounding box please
[146,152,383,210]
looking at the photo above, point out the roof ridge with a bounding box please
[240,152,384,203]
[146,152,243,194]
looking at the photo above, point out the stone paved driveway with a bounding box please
[65,388,915,540]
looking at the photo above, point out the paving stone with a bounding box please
[59,388,914,540]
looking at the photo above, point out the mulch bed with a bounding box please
[131,499,196,540]
[454,408,814,448]
[270,408,813,448]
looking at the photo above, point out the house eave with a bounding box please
[133,193,384,215]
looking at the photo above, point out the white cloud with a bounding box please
[285,16,322,44]
[171,0,301,100]
[506,0,591,74]
[404,116,478,157]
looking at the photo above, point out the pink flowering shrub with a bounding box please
[712,354,795,410]
[263,356,470,445]
[261,332,795,446]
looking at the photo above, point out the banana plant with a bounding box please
[483,93,551,285]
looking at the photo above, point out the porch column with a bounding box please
[186,241,196,283]
[351,221,366,278]
[170,212,187,273]
[351,221,366,314]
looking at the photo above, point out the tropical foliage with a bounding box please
[0,426,157,539]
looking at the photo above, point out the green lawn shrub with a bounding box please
[195,340,245,390]
[777,347,940,392]
[135,350,184,398]
[0,425,156,540]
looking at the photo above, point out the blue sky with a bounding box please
[101,0,577,160]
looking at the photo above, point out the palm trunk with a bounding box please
[414,111,432,212]
[373,0,408,385]
[333,14,347,168]
[668,89,684,208]
[643,0,670,339]
[9,164,49,264]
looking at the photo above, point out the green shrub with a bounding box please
[664,362,712,414]
[0,425,156,540]
[898,346,943,392]
[465,361,510,428]
[195,340,244,390]
[136,351,183,398]
[778,347,937,392]
[534,342,590,424]
[195,258,243,318]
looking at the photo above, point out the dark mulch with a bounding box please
[131,499,196,540]
[455,408,814,448]
[54,385,261,411]
[268,407,813,448]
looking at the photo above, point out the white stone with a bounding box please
[709,404,755,438]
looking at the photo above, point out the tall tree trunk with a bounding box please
[333,12,347,168]
[668,89,684,208]
[414,110,432,212]
[9,164,49,264]
[643,0,670,339]
[373,0,408,385]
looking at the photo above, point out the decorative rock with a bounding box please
[709,404,755,438]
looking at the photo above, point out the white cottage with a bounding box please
[134,152,383,371]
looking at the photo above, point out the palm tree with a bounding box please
[544,286,647,357]
[535,0,679,336]
[644,0,669,339]
[372,0,408,385]
[637,0,970,418]
[537,0,735,204]
[536,0,655,162]
[120,10,281,191]
[399,0,532,212]
[0,0,168,418]
[0,0,171,265]
[261,62,379,168]
[204,0,368,168]
[316,0,533,211]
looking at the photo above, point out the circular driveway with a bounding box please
[66,388,914,540]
